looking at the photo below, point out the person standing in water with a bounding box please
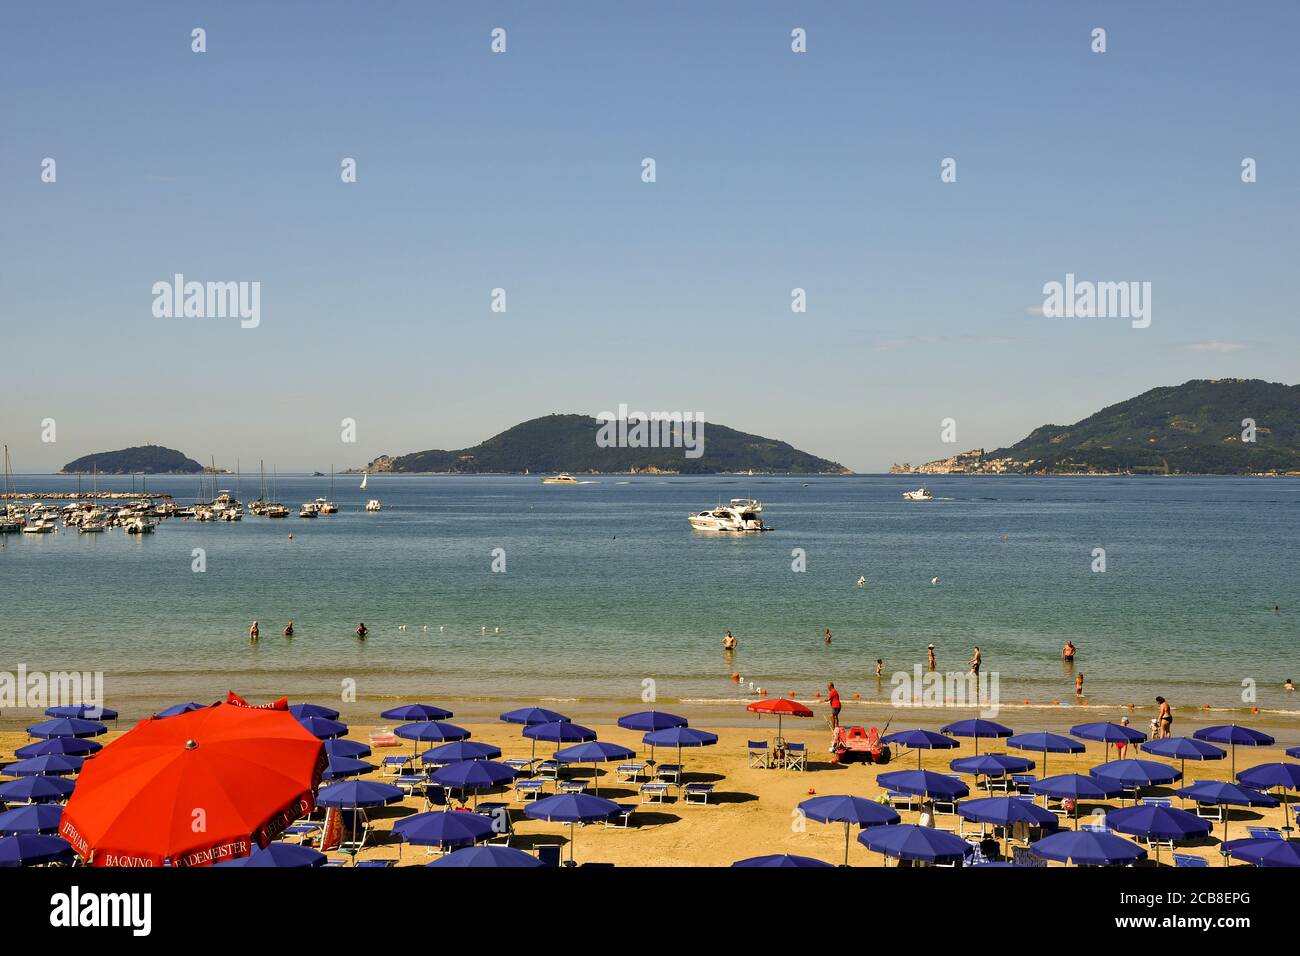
[875,659,884,678]
[1156,696,1172,739]
[824,628,832,645]
[927,644,936,671]
[283,621,294,638]
[722,630,737,651]
[1075,672,1084,697]
[248,621,259,644]
[968,646,981,676]
[1062,640,1076,663]
[356,622,368,640]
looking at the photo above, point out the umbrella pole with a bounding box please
[843,821,850,867]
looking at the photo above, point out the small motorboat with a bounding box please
[365,499,382,512]
[902,488,933,501]
[542,474,578,484]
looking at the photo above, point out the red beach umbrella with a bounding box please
[59,702,326,867]
[746,697,815,741]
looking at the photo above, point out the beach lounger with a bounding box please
[515,779,547,801]
[282,822,322,845]
[503,758,540,775]
[784,743,807,772]
[1174,853,1208,868]
[382,755,415,776]
[420,785,448,811]
[984,774,1010,794]
[558,780,586,795]
[1141,797,1172,808]
[1010,774,1036,793]
[656,764,682,784]
[1080,823,1109,833]
[639,782,670,803]
[356,859,396,867]
[616,762,647,783]
[966,840,992,865]
[323,857,349,867]
[368,729,400,748]
[537,760,562,781]
[747,741,771,769]
[684,783,715,805]
[1247,826,1282,840]
[604,805,635,828]
[536,845,563,868]
[1193,802,1223,822]
[393,774,427,795]
[885,791,916,811]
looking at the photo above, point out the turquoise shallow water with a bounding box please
[1,474,1297,719]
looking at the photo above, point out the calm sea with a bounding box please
[1,474,1297,722]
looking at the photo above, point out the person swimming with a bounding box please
[1285,679,1295,691]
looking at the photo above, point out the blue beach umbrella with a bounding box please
[1287,746,1300,760]
[524,793,621,866]
[882,729,959,770]
[45,705,118,721]
[523,720,596,761]
[1090,759,1182,797]
[14,737,101,759]
[428,845,543,868]
[422,740,502,765]
[26,717,106,740]
[732,853,835,868]
[1031,829,1147,866]
[1107,804,1213,864]
[876,769,969,802]
[393,810,494,851]
[1030,773,1123,828]
[430,760,518,806]
[949,754,1035,783]
[382,703,454,722]
[295,716,348,740]
[288,703,340,720]
[156,702,206,718]
[0,804,63,836]
[0,775,75,804]
[940,718,1013,755]
[1070,721,1146,763]
[643,726,718,785]
[797,795,900,866]
[317,780,405,849]
[324,738,372,760]
[499,707,570,726]
[395,721,471,754]
[1193,725,1275,777]
[857,824,973,865]
[3,754,83,777]
[316,780,404,809]
[1228,838,1300,868]
[554,741,636,795]
[213,842,326,867]
[0,834,75,867]
[1007,731,1084,778]
[1237,763,1300,834]
[322,756,377,781]
[1175,780,1279,855]
[957,796,1058,857]
[1141,737,1226,806]
[617,711,688,732]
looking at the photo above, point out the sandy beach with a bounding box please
[7,705,1297,868]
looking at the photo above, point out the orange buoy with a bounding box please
[853,693,860,699]
[731,672,740,682]
[1023,699,1029,705]
[789,691,796,698]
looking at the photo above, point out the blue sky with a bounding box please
[2,1,1297,473]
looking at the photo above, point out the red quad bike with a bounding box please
[831,725,892,764]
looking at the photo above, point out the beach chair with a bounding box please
[684,783,715,805]
[537,760,562,781]
[885,791,916,811]
[420,785,448,811]
[966,840,991,865]
[984,774,1010,794]
[1080,823,1109,833]
[1010,774,1036,793]
[934,776,963,815]
[1247,826,1282,840]
[393,774,427,798]
[1141,797,1172,808]
[339,810,372,852]
[605,805,635,828]
[514,779,547,802]
[1174,853,1208,868]
[381,755,414,776]
[656,764,683,785]
[503,757,540,775]
[784,743,807,772]
[282,822,322,845]
[536,845,563,868]
[639,782,670,803]
[558,780,586,795]
[615,762,647,783]
[1192,801,1223,822]
[747,740,771,769]
[356,859,396,867]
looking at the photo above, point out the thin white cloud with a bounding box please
[1182,341,1247,353]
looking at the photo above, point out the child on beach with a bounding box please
[927,644,936,671]
[1075,673,1084,697]
[248,621,259,644]
[875,659,884,678]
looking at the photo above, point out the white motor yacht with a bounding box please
[688,501,768,532]
[365,499,382,512]
[902,488,933,501]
